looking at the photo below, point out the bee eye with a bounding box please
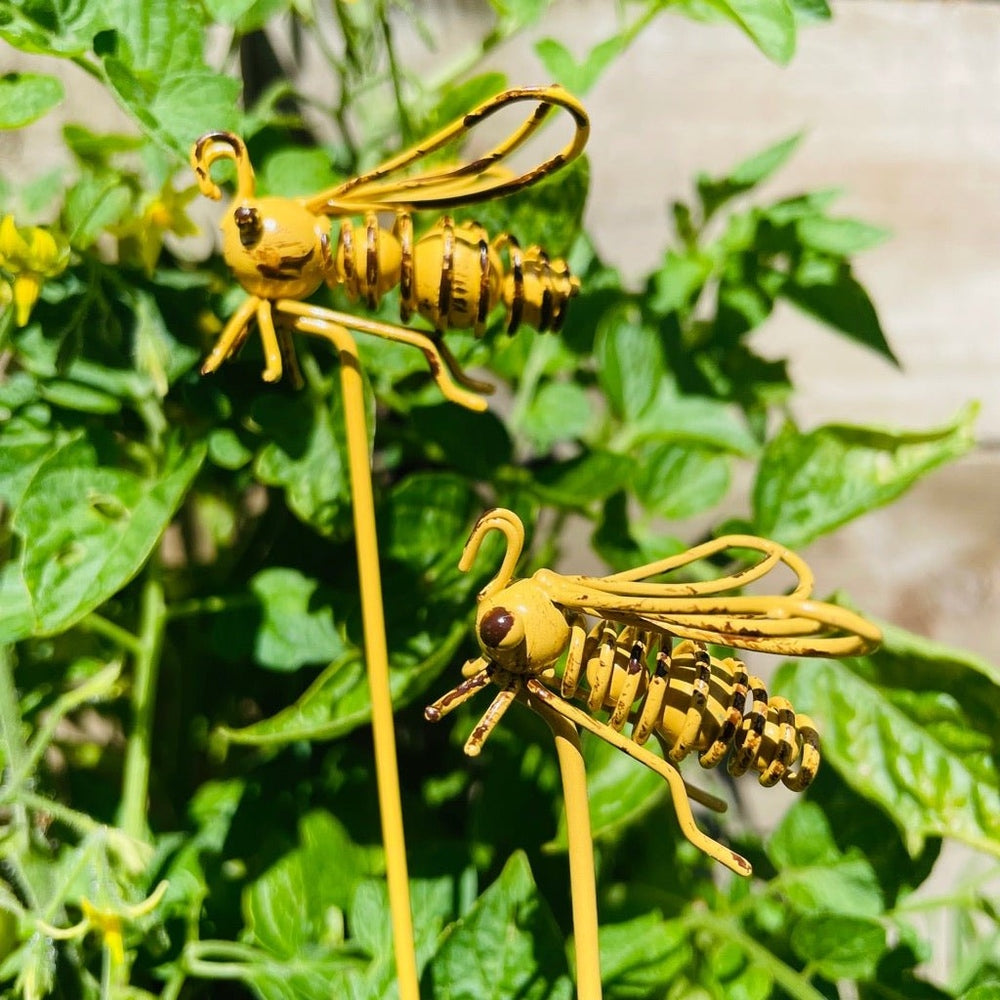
[233,205,263,246]
[479,606,523,650]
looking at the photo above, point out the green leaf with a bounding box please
[218,618,466,746]
[752,405,977,547]
[424,72,509,134]
[244,811,363,958]
[252,393,349,538]
[648,249,714,316]
[521,380,594,451]
[619,380,759,456]
[697,134,803,220]
[804,766,939,908]
[702,0,796,64]
[8,436,205,640]
[149,71,242,155]
[378,472,475,571]
[410,403,512,481]
[774,620,1000,858]
[426,851,573,1000]
[548,735,667,851]
[348,863,476,993]
[39,380,121,414]
[0,72,63,128]
[530,450,632,509]
[201,0,259,23]
[246,568,349,672]
[960,986,1000,1000]
[534,34,625,95]
[767,801,884,918]
[599,914,692,1000]
[132,290,200,397]
[486,0,548,28]
[795,215,890,255]
[790,914,886,980]
[595,317,666,422]
[62,169,133,249]
[0,0,108,56]
[96,0,241,155]
[258,147,341,199]
[787,0,830,21]
[633,442,730,520]
[208,428,253,469]
[782,255,897,363]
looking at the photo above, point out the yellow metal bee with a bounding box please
[425,508,882,875]
[190,87,589,409]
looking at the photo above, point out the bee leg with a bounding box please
[782,714,820,792]
[682,780,728,814]
[560,613,588,698]
[201,294,259,375]
[424,662,493,723]
[276,321,304,390]
[524,678,752,876]
[273,300,491,413]
[255,299,284,383]
[464,676,520,757]
[433,334,496,395]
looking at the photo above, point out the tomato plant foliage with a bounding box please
[0,2,996,998]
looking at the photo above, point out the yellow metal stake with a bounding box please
[294,312,419,1000]
[530,694,603,1000]
[190,89,593,1000]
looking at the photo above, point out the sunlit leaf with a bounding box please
[10,435,205,640]
[426,851,573,1000]
[753,405,977,547]
[790,914,886,980]
[0,72,64,128]
[774,620,1000,858]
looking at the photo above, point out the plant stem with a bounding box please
[166,594,255,620]
[0,647,27,780]
[378,1,413,144]
[19,791,101,836]
[119,570,167,841]
[684,909,829,1000]
[79,614,144,656]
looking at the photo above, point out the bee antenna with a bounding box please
[190,131,256,202]
[460,507,525,598]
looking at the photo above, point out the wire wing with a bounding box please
[533,535,882,657]
[304,86,589,215]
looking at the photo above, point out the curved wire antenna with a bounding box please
[190,132,256,202]
[459,507,526,600]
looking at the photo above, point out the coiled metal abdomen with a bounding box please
[572,623,819,792]
[333,214,578,336]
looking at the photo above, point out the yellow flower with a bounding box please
[0,216,69,326]
[116,181,198,275]
[36,880,168,970]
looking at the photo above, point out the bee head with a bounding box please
[475,579,569,676]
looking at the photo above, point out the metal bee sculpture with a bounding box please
[190,86,588,408]
[426,508,882,875]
